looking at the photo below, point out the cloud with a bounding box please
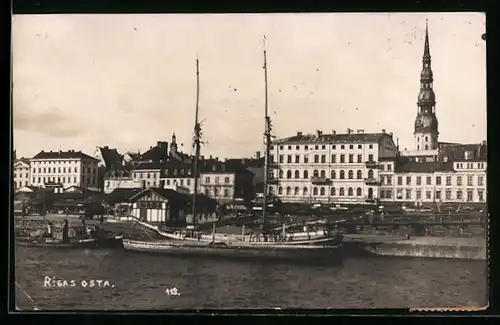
[13,107,89,138]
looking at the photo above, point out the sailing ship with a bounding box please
[123,39,345,262]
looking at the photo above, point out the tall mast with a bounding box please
[262,36,272,232]
[192,57,201,226]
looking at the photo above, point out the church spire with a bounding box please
[423,19,431,63]
[413,20,439,151]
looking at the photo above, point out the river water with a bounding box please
[14,245,488,310]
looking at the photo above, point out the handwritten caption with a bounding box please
[165,287,180,296]
[43,276,115,288]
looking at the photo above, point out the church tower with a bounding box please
[414,20,439,151]
[170,132,178,155]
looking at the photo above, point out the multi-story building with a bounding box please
[378,22,487,205]
[269,129,399,204]
[13,158,31,189]
[30,150,100,190]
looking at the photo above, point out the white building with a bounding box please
[269,129,399,204]
[13,158,31,189]
[30,150,99,190]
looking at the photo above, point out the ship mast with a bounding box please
[192,57,201,227]
[262,36,272,234]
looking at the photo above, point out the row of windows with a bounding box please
[273,154,375,164]
[272,144,374,151]
[204,176,231,184]
[381,175,485,187]
[14,173,29,178]
[456,162,486,170]
[136,201,163,209]
[13,181,29,188]
[380,188,485,202]
[33,160,83,165]
[33,176,96,184]
[274,169,375,180]
[33,167,96,174]
[203,188,230,197]
[271,186,373,197]
[14,166,30,171]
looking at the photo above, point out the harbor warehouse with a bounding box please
[128,188,217,223]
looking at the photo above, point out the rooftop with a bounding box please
[32,150,98,161]
[438,142,487,162]
[97,146,123,167]
[272,130,391,145]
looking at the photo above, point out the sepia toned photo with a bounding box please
[12,13,487,311]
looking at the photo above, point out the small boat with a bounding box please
[16,236,124,249]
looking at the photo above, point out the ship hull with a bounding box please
[16,236,124,249]
[123,239,346,265]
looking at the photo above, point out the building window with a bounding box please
[315,145,319,150]
[332,145,336,149]
[303,187,308,196]
[269,155,274,163]
[387,164,392,171]
[456,190,463,200]
[348,170,353,179]
[380,190,386,199]
[357,154,362,163]
[303,170,309,179]
[321,155,326,163]
[435,176,441,185]
[331,170,336,179]
[339,188,345,196]
[339,170,345,179]
[457,176,462,186]
[348,155,354,163]
[278,187,283,195]
[331,155,336,163]
[285,155,291,163]
[396,189,403,199]
[477,176,484,186]
[279,155,284,163]
[304,155,309,163]
[340,155,345,163]
[369,144,373,149]
[320,170,326,178]
[331,187,336,196]
[467,176,473,186]
[356,170,362,179]
[294,170,300,179]
[356,188,362,196]
[446,176,452,186]
[320,187,325,196]
[478,190,484,201]
[314,155,319,163]
[341,145,345,149]
[386,190,392,199]
[279,170,284,178]
[224,177,230,184]
[286,187,291,196]
[287,170,292,179]
[380,176,385,184]
[426,190,432,199]
[368,154,374,162]
[294,187,299,195]
[467,190,473,202]
[313,170,319,177]
[405,189,412,200]
[215,177,220,184]
[426,176,431,185]
[313,187,318,196]
[397,176,402,186]
[295,155,300,163]
[406,176,411,185]
[305,145,308,150]
[386,176,392,185]
[435,190,441,200]
[204,188,210,196]
[348,187,353,196]
[205,176,210,184]
[445,189,452,200]
[416,190,421,200]
[416,176,422,186]
[224,189,229,197]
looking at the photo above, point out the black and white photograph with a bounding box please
[12,13,487,310]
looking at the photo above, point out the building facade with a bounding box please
[30,150,100,190]
[268,129,399,204]
[14,158,31,189]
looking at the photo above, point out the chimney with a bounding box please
[316,130,323,137]
[256,151,261,159]
[212,164,216,172]
[210,155,213,160]
[201,155,205,160]
[242,158,246,165]
[216,157,219,162]
[332,130,336,135]
[382,129,386,133]
[104,146,109,149]
[297,131,303,136]
[357,129,364,134]
[346,128,352,134]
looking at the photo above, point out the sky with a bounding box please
[12,13,486,159]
